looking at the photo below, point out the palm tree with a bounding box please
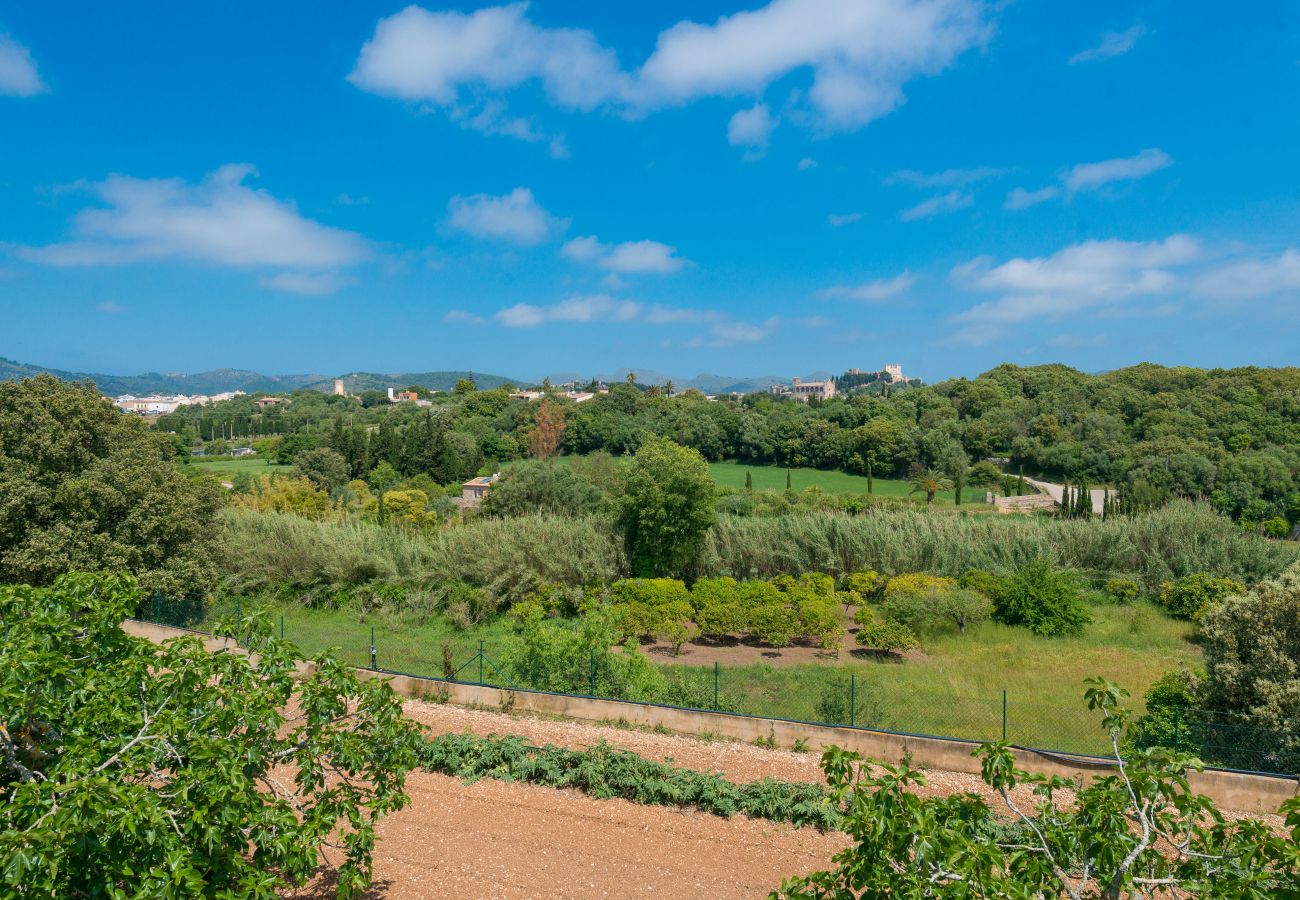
[908,468,954,505]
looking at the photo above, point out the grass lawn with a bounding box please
[179,456,291,478]
[707,461,984,506]
[195,597,1194,757]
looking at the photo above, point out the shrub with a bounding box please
[1124,667,1204,756]
[609,578,693,641]
[750,601,799,651]
[292,446,350,492]
[844,569,881,600]
[959,568,1006,600]
[481,460,604,518]
[883,573,957,601]
[1262,516,1292,539]
[690,577,745,639]
[1103,576,1141,603]
[1157,573,1245,620]
[852,607,918,655]
[992,558,1090,637]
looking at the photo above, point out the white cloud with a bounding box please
[16,165,370,294]
[496,294,643,327]
[820,271,915,301]
[443,309,487,325]
[95,301,125,314]
[727,103,777,157]
[643,305,725,325]
[1005,148,1172,212]
[827,212,864,227]
[888,166,1006,187]
[258,272,355,295]
[1004,185,1060,210]
[797,157,818,171]
[950,235,1201,336]
[351,1,991,147]
[446,187,565,245]
[901,190,972,221]
[0,34,47,97]
[1197,249,1300,301]
[1070,25,1147,64]
[1064,148,1172,193]
[689,318,780,347]
[561,235,689,274]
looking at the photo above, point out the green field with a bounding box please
[707,461,983,505]
[180,456,291,478]
[193,598,1193,756]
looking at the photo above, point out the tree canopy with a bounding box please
[0,573,420,897]
[0,375,221,597]
[617,437,717,577]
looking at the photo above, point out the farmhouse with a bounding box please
[770,377,837,402]
[455,474,499,510]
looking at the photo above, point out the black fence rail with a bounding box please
[132,593,1299,778]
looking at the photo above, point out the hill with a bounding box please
[0,357,516,396]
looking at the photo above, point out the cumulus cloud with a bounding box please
[888,166,1006,187]
[350,1,991,148]
[1197,249,1300,301]
[797,157,818,171]
[443,309,487,325]
[0,34,47,97]
[827,212,864,227]
[727,103,777,157]
[820,271,915,301]
[1070,25,1147,64]
[901,190,972,221]
[1063,148,1172,193]
[689,318,780,347]
[561,235,689,274]
[95,301,125,314]
[445,187,565,245]
[949,235,1201,338]
[15,165,371,293]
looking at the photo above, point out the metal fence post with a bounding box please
[478,640,485,685]
[589,649,596,696]
[1173,705,1181,753]
[235,597,241,644]
[369,626,377,670]
[713,661,719,710]
[850,673,856,728]
[154,589,162,625]
[280,614,285,641]
[1002,690,1007,742]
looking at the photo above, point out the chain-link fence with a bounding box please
[133,592,1298,777]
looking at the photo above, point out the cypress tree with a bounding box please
[954,468,964,506]
[785,468,792,492]
[745,470,753,492]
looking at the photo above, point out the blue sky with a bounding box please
[2,1,1298,382]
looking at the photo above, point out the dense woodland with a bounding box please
[160,363,1300,526]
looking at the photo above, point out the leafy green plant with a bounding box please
[852,607,918,655]
[1103,576,1140,603]
[0,573,421,898]
[1158,572,1245,620]
[993,558,1090,636]
[776,680,1300,898]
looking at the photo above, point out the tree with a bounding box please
[0,376,222,597]
[745,470,753,492]
[617,437,717,577]
[776,680,1300,898]
[993,558,1090,636]
[967,460,1003,491]
[907,468,954,505]
[1198,563,1300,768]
[527,400,567,460]
[785,468,793,492]
[454,377,476,394]
[0,573,421,898]
[690,577,745,639]
[293,446,350,493]
[480,460,603,518]
[852,607,918,655]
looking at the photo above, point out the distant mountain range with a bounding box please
[0,356,848,398]
[0,357,516,396]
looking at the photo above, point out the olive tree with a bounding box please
[0,573,421,898]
